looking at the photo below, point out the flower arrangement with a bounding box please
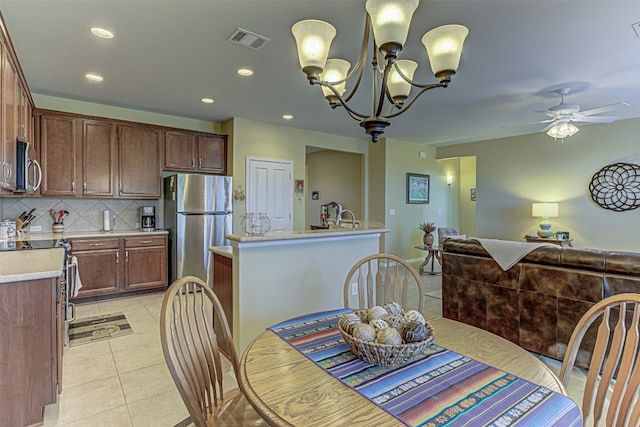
[418,222,436,234]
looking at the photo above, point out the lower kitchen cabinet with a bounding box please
[124,236,168,290]
[70,238,120,298]
[70,234,168,299]
[0,277,60,427]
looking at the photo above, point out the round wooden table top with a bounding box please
[239,315,567,427]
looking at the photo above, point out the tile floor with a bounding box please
[43,270,586,426]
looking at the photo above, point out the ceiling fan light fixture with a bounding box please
[547,122,579,140]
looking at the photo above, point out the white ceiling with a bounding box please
[1,0,639,146]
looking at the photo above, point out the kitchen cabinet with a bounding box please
[124,236,168,290]
[1,44,17,191]
[83,120,117,197]
[0,277,60,427]
[70,234,167,299]
[39,113,78,196]
[118,124,163,198]
[165,130,227,174]
[70,238,121,298]
[213,252,233,350]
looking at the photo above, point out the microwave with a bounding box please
[15,140,41,194]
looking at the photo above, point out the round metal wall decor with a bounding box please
[589,162,640,211]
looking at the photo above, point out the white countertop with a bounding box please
[0,247,65,283]
[225,221,389,245]
[16,229,168,241]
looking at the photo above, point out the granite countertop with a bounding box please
[16,229,168,241]
[0,247,65,283]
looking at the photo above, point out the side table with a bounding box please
[414,245,442,275]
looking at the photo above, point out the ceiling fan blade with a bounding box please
[530,119,555,124]
[534,110,557,118]
[571,115,619,123]
[540,122,557,132]
[578,102,630,116]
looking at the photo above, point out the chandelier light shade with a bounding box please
[421,25,469,79]
[291,0,469,142]
[546,122,580,141]
[388,60,418,102]
[365,0,419,57]
[291,19,337,79]
[320,59,351,104]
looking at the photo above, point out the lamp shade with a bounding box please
[388,60,418,99]
[320,59,351,98]
[532,202,559,218]
[421,24,469,77]
[291,19,336,73]
[366,0,418,52]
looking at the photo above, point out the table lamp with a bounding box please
[532,202,558,238]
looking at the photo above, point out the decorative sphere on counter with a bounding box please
[400,321,428,343]
[383,313,405,329]
[352,323,376,342]
[375,327,402,345]
[339,313,362,334]
[369,318,389,332]
[367,306,387,322]
[404,309,426,326]
[383,301,404,315]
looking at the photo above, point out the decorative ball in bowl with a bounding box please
[338,304,435,367]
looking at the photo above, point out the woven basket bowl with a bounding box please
[338,319,435,367]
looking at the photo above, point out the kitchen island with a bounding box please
[0,247,66,427]
[211,222,389,353]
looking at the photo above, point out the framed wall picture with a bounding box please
[406,173,430,204]
[471,188,477,201]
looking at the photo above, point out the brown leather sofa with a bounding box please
[441,239,640,366]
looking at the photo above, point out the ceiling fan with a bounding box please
[535,88,629,141]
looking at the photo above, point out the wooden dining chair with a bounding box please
[559,293,640,427]
[343,253,425,312]
[160,276,267,427]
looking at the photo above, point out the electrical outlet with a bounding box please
[351,282,358,296]
[29,225,42,232]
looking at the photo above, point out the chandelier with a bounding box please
[291,0,468,142]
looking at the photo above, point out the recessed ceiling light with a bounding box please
[282,114,293,120]
[237,68,254,77]
[201,98,214,104]
[85,73,104,82]
[90,27,114,39]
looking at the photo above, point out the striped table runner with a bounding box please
[269,309,582,427]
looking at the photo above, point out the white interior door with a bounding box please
[246,157,293,232]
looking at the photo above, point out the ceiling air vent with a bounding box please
[227,28,271,50]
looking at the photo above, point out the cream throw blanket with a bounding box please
[472,238,554,271]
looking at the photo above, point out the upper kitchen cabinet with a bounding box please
[165,130,227,174]
[39,113,78,197]
[118,124,163,198]
[39,113,118,197]
[82,120,116,197]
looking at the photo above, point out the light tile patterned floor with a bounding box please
[43,269,586,426]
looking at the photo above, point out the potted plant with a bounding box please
[418,222,436,247]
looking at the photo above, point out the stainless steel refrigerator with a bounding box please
[164,173,232,286]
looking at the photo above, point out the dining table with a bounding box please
[239,309,583,427]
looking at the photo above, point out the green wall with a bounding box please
[437,118,640,251]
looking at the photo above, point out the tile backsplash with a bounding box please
[0,198,159,234]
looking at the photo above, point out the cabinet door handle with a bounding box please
[125,250,129,263]
[139,240,153,244]
[88,242,104,247]
[192,157,195,168]
[72,181,76,192]
[116,252,119,263]
[83,182,87,193]
[199,158,202,168]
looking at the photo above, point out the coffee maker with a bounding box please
[140,206,156,232]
